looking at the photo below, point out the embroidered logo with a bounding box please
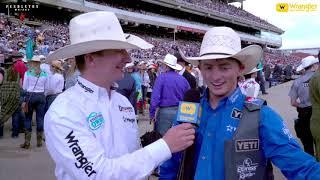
[226,125,237,132]
[231,108,242,119]
[123,116,135,123]
[237,158,259,179]
[65,130,97,177]
[77,80,94,93]
[282,122,293,140]
[235,139,259,152]
[118,105,134,112]
[87,112,104,130]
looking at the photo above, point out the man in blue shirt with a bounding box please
[161,27,320,179]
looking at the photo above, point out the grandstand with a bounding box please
[1,0,299,66]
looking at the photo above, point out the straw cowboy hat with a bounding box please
[162,54,183,71]
[245,67,262,75]
[296,56,319,72]
[51,60,64,71]
[46,11,153,62]
[179,27,263,74]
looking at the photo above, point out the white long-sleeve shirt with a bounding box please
[44,76,171,180]
[45,73,64,96]
[239,78,260,98]
[23,70,48,93]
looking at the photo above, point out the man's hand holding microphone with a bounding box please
[162,123,195,153]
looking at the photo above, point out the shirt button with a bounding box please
[202,156,206,160]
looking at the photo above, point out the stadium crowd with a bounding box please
[88,0,279,30]
[1,5,320,179]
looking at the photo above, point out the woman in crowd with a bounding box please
[64,57,80,89]
[45,60,64,112]
[21,55,48,149]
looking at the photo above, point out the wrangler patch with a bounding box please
[235,139,259,152]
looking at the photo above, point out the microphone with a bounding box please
[176,89,201,126]
[176,89,201,180]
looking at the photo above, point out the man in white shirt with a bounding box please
[239,67,261,99]
[44,11,195,180]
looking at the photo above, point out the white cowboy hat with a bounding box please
[30,55,42,62]
[162,54,183,71]
[138,61,147,66]
[245,67,262,75]
[22,56,28,63]
[179,27,263,75]
[296,56,319,72]
[125,62,135,68]
[46,11,153,62]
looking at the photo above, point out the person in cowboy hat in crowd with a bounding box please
[310,51,320,161]
[44,11,195,180]
[11,51,27,86]
[146,63,157,105]
[115,62,136,109]
[150,54,190,136]
[20,55,49,149]
[175,49,197,90]
[45,60,65,112]
[161,27,320,179]
[10,52,28,137]
[289,56,319,156]
[124,62,141,114]
[137,61,150,115]
[239,66,262,99]
[0,55,21,138]
[64,57,80,90]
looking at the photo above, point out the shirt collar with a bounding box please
[202,87,244,108]
[179,67,185,75]
[76,76,113,102]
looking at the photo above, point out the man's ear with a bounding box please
[84,54,95,67]
[238,63,245,76]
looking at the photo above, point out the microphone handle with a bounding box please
[176,143,196,180]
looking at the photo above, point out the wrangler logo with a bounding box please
[235,139,259,152]
[276,3,289,12]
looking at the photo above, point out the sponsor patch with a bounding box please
[123,116,135,123]
[237,158,259,179]
[87,112,104,130]
[302,82,309,87]
[235,139,259,152]
[118,105,134,112]
[282,122,293,140]
[65,130,97,177]
[77,80,94,93]
[226,125,237,132]
[231,108,242,119]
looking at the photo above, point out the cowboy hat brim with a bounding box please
[161,61,183,71]
[180,45,262,75]
[245,67,262,75]
[46,34,153,63]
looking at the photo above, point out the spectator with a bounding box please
[150,54,190,135]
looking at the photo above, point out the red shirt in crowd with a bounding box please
[13,59,28,83]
